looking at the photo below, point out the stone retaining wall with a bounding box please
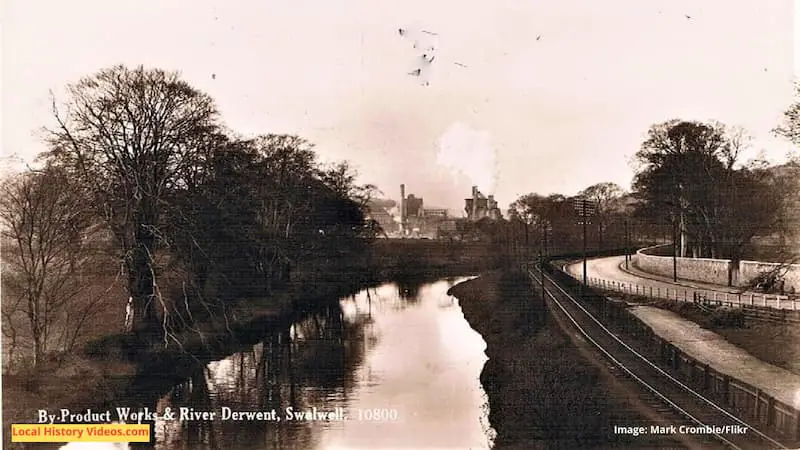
[634,244,800,292]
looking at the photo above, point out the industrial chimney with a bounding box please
[400,184,406,234]
[471,186,478,220]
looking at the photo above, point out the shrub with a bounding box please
[703,308,745,329]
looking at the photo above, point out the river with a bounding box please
[92,277,494,450]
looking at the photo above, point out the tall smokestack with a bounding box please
[471,186,478,220]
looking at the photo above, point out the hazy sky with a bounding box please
[3,0,797,211]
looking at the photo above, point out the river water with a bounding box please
[131,277,495,449]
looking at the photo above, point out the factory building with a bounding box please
[465,186,501,221]
[370,184,501,238]
[397,184,454,238]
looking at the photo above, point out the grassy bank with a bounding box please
[449,271,656,449]
[718,322,800,375]
[3,273,390,450]
[649,299,800,376]
[607,291,800,376]
[369,239,498,277]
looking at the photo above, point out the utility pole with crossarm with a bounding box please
[574,196,596,285]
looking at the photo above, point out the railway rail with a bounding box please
[527,264,791,449]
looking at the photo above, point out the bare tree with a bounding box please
[43,65,219,336]
[509,193,574,255]
[633,120,786,286]
[0,167,101,369]
[720,125,752,170]
[774,82,800,146]
[578,182,624,249]
[633,120,731,257]
[319,160,380,211]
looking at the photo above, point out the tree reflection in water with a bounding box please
[45,279,491,450]
[397,283,418,301]
[396,276,426,304]
[152,298,374,450]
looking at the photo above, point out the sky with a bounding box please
[2,0,798,212]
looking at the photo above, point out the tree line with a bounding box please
[506,84,800,270]
[0,65,380,369]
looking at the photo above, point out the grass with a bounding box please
[450,271,662,448]
[646,299,746,329]
[718,323,800,375]
[608,291,800,376]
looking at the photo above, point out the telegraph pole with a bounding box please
[543,221,548,258]
[624,219,629,270]
[524,222,530,263]
[582,211,588,285]
[575,197,593,286]
[672,214,678,282]
[538,250,544,298]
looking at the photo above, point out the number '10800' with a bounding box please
[355,408,399,421]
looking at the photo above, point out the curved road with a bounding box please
[565,256,799,310]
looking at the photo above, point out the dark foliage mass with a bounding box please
[507,187,642,258]
[508,111,799,272]
[9,65,380,349]
[4,66,799,372]
[632,120,785,263]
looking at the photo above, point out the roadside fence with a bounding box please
[543,262,800,441]
[581,276,800,312]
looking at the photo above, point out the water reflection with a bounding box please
[396,280,420,302]
[61,278,493,450]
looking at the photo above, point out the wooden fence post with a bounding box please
[794,408,800,440]
[755,389,762,422]
[722,375,730,404]
[767,396,775,427]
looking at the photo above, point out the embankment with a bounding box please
[448,271,651,448]
[3,241,497,449]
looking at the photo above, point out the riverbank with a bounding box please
[3,274,384,450]
[448,271,667,449]
[2,249,492,449]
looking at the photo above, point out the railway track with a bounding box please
[528,265,791,450]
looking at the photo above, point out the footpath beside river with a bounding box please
[448,270,690,449]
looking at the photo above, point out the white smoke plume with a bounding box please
[436,122,498,195]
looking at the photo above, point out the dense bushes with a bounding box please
[705,307,746,328]
[648,299,745,329]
